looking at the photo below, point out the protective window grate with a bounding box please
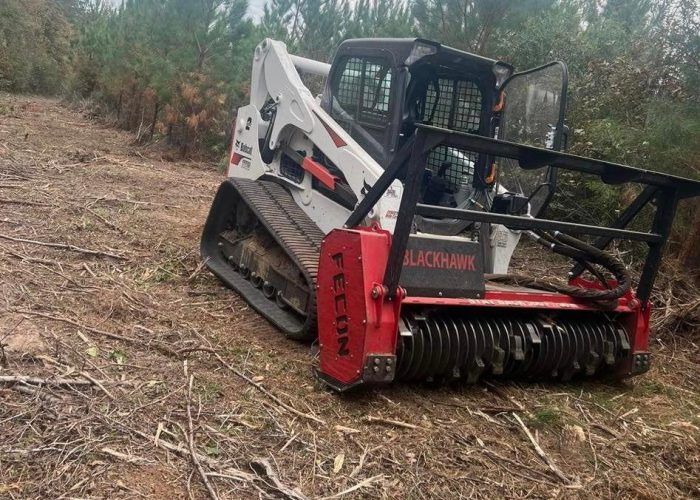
[424,79,454,129]
[421,78,482,194]
[280,153,304,184]
[453,80,482,132]
[334,57,392,126]
[336,58,363,113]
[426,146,477,194]
[423,78,481,133]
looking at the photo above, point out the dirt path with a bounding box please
[0,94,698,499]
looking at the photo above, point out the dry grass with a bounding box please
[0,93,698,499]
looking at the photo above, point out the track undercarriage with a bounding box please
[201,178,323,340]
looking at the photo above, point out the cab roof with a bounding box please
[335,38,511,75]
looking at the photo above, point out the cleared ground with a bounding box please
[0,94,698,499]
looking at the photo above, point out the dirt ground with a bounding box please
[0,93,698,499]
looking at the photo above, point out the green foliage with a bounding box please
[0,0,75,93]
[545,1,699,252]
[347,0,415,40]
[260,0,414,62]
[1,0,698,265]
[412,0,556,54]
[62,0,256,152]
[529,407,562,428]
[109,349,128,364]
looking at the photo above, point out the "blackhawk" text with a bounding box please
[403,250,477,271]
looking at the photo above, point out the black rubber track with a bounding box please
[201,178,324,340]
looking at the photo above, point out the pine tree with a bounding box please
[0,0,74,93]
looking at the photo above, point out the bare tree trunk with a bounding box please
[117,90,123,121]
[136,106,145,142]
[126,82,137,129]
[195,0,215,71]
[134,90,144,130]
[290,0,303,43]
[148,100,160,141]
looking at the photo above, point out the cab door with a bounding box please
[496,61,568,216]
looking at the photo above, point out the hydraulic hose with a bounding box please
[489,230,631,305]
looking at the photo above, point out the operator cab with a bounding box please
[320,38,568,220]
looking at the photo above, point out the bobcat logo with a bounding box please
[235,140,253,155]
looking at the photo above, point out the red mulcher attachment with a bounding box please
[316,226,650,390]
[314,125,699,391]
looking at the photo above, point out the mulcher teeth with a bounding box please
[395,312,631,383]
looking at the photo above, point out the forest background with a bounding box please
[1,0,698,270]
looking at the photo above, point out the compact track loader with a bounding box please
[201,38,700,390]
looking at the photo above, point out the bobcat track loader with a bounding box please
[201,38,700,390]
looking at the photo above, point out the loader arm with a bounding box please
[230,39,404,233]
[201,39,412,341]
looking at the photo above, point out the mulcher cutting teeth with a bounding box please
[396,312,631,383]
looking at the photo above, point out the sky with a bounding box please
[248,0,266,20]
[106,0,267,20]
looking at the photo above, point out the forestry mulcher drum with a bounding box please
[201,38,700,391]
